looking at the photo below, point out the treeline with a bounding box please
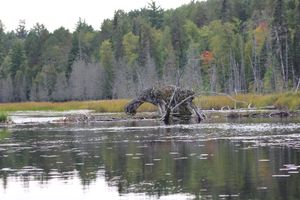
[0,0,299,102]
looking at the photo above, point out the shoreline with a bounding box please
[1,109,299,126]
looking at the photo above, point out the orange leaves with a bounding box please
[254,21,268,47]
[200,50,214,64]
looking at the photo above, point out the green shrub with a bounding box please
[0,112,8,123]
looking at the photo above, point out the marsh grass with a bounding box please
[273,92,300,110]
[0,93,298,112]
[81,99,156,112]
[0,112,8,122]
[0,100,156,113]
[195,93,300,110]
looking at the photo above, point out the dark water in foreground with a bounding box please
[1,118,300,200]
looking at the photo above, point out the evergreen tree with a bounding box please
[9,40,27,101]
[16,20,27,39]
[146,1,164,29]
[136,17,152,67]
[221,0,230,22]
[112,10,130,60]
[42,27,72,71]
[66,19,94,77]
[0,21,5,66]
[25,23,49,75]
[169,11,189,84]
[273,0,289,89]
[100,40,115,99]
[9,40,26,79]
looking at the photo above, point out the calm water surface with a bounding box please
[1,117,300,200]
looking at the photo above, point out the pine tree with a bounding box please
[0,21,5,66]
[170,11,189,84]
[112,10,130,60]
[16,20,27,39]
[273,0,289,89]
[147,1,164,29]
[221,0,230,23]
[100,40,115,99]
[9,41,26,79]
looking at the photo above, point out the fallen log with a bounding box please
[269,111,290,117]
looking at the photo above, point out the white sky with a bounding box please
[0,0,193,32]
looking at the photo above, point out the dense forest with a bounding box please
[0,0,299,102]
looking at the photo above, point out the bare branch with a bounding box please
[171,94,195,112]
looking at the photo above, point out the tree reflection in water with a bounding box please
[0,120,300,199]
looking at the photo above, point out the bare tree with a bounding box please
[85,62,103,99]
[30,75,48,101]
[162,50,177,85]
[0,77,13,102]
[52,73,70,101]
[210,64,217,92]
[69,60,104,100]
[14,71,27,101]
[138,56,159,90]
[69,60,88,100]
[114,60,136,98]
[181,45,203,91]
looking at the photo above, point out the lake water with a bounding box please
[1,117,300,200]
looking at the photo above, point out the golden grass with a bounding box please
[0,99,157,113]
[194,95,235,109]
[0,92,299,112]
[273,92,300,110]
[82,99,156,112]
[195,93,300,110]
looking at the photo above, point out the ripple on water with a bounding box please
[40,155,59,158]
[272,174,290,178]
[0,143,22,147]
[1,168,16,172]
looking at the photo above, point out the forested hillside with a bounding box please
[0,0,299,102]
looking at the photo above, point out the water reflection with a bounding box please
[0,119,300,199]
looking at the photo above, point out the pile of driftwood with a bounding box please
[60,113,93,123]
[124,85,205,124]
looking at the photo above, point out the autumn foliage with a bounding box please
[254,21,268,47]
[200,50,214,64]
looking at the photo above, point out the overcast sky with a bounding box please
[0,0,193,32]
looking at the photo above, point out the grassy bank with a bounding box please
[0,100,156,113]
[195,92,300,110]
[0,93,299,112]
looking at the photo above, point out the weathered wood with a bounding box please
[124,85,204,124]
